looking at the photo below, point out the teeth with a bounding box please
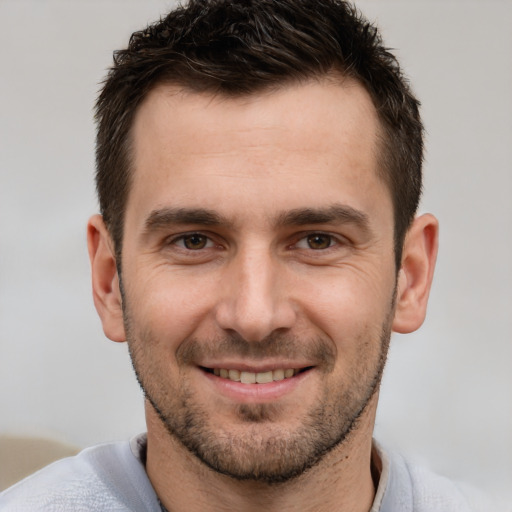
[228,369,241,381]
[213,368,299,384]
[240,371,256,384]
[256,371,273,384]
[273,369,285,381]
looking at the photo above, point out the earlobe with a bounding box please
[392,213,439,334]
[87,214,126,342]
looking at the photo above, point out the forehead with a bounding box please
[127,78,390,227]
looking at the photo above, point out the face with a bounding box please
[120,79,398,482]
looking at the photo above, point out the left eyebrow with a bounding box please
[274,204,372,233]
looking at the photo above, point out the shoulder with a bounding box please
[0,436,159,512]
[380,447,504,512]
[406,459,495,512]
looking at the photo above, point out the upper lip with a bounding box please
[198,360,314,373]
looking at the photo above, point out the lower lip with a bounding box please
[201,368,312,403]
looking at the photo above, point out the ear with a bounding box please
[87,214,126,342]
[392,213,439,334]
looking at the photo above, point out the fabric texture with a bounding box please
[0,436,160,512]
[0,435,499,511]
[374,445,498,512]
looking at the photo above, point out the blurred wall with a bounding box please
[0,0,510,501]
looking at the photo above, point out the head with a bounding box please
[89,0,438,485]
[95,0,423,270]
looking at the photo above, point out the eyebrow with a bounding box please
[143,203,371,234]
[144,207,231,232]
[275,204,371,232]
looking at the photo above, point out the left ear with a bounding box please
[392,213,439,334]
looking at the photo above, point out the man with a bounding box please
[0,1,495,511]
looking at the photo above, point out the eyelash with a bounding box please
[293,232,341,251]
[167,231,344,252]
[168,233,217,251]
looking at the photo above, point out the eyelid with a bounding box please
[163,229,349,251]
[166,231,218,250]
[291,231,348,250]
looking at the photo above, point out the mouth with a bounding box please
[201,366,312,384]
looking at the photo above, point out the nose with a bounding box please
[214,247,297,342]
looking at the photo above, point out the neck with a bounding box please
[145,395,379,512]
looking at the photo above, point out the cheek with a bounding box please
[295,266,396,345]
[126,270,221,344]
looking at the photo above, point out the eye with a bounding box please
[174,233,213,250]
[296,233,336,250]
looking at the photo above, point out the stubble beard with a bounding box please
[123,304,393,485]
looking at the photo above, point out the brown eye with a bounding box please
[306,234,333,250]
[183,234,208,250]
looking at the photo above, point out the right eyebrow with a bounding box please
[143,207,232,233]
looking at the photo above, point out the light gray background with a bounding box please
[1,0,511,502]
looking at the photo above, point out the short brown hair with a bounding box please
[95,0,423,268]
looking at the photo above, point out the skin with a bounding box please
[88,77,438,512]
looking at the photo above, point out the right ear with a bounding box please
[87,214,126,342]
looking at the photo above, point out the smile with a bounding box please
[206,367,307,384]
